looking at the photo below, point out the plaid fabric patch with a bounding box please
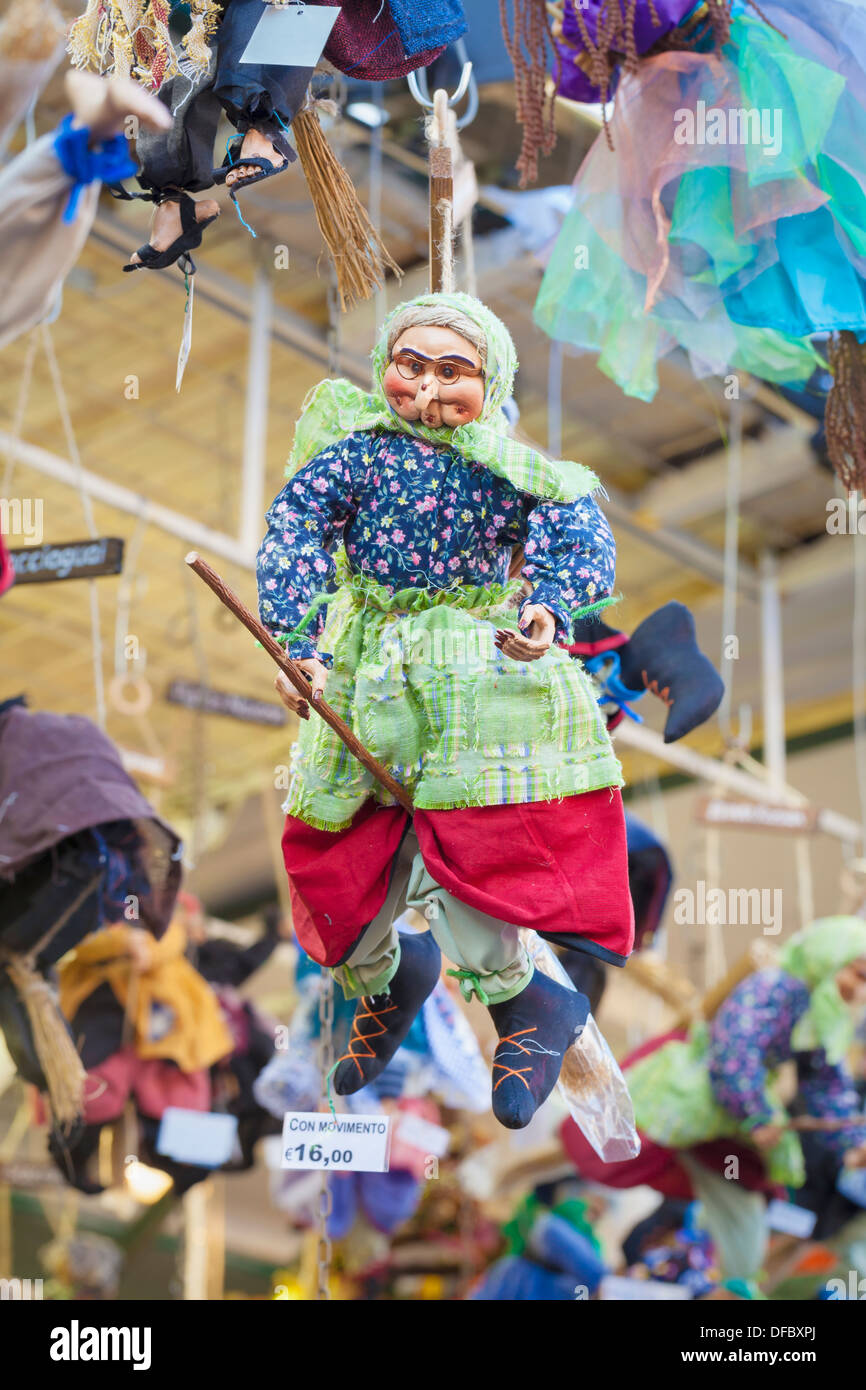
[284,574,622,831]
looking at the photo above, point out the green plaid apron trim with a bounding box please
[284,570,622,832]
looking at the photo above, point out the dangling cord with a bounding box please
[41,324,107,729]
[317,970,336,1301]
[223,136,258,238]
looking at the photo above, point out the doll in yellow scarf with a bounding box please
[59,916,233,1128]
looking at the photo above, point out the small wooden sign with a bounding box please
[8,537,124,584]
[166,679,287,727]
[695,796,818,835]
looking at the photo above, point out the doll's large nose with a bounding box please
[415,374,439,408]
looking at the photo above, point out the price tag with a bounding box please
[837,1166,866,1209]
[156,1108,239,1167]
[240,3,340,67]
[600,1275,692,1301]
[281,1111,391,1172]
[765,1198,818,1238]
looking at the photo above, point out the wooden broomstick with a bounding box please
[184,553,414,815]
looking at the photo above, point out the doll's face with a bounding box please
[837,956,866,1005]
[383,325,485,428]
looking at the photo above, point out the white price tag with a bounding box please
[281,1111,392,1172]
[600,1275,692,1301]
[765,1198,817,1239]
[395,1112,450,1158]
[240,3,340,67]
[156,1107,239,1167]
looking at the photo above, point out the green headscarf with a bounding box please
[778,916,866,1064]
[288,291,600,504]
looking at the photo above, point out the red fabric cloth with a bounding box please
[282,801,409,966]
[416,789,633,961]
[561,1029,781,1198]
[82,1048,211,1124]
[282,790,633,967]
[323,1,444,79]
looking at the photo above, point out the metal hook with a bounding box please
[406,39,479,130]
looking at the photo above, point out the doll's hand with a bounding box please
[275,662,328,720]
[127,928,154,972]
[750,1122,786,1152]
[844,1143,866,1169]
[494,604,556,663]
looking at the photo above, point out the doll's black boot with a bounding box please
[488,970,590,1130]
[332,931,441,1096]
[570,602,723,743]
[616,602,724,743]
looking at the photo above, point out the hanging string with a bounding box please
[717,392,742,743]
[40,324,106,729]
[181,552,210,866]
[499,0,558,185]
[1,328,38,498]
[316,971,335,1302]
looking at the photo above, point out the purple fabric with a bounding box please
[0,706,181,933]
[707,969,866,1159]
[553,0,698,102]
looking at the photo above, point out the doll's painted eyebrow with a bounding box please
[392,346,481,369]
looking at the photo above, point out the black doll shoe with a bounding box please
[487,970,589,1130]
[332,931,441,1096]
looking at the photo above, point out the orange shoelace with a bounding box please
[337,996,399,1081]
[492,1025,538,1092]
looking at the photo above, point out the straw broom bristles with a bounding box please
[293,106,402,312]
[3,958,86,1130]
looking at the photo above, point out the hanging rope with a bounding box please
[181,552,210,866]
[717,393,742,743]
[499,0,558,185]
[40,324,106,729]
[316,970,335,1302]
[1,328,38,498]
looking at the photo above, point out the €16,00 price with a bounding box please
[280,1112,392,1173]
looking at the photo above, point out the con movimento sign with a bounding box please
[281,1111,392,1172]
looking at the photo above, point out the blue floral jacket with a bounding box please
[257,430,616,663]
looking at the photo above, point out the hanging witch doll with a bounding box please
[257,292,634,1130]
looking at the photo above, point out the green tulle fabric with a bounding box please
[778,916,866,1066]
[533,8,857,400]
[288,292,600,503]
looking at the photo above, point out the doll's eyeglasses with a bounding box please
[390,349,484,386]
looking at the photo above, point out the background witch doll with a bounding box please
[257,290,634,1131]
[562,917,866,1289]
[68,0,456,278]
